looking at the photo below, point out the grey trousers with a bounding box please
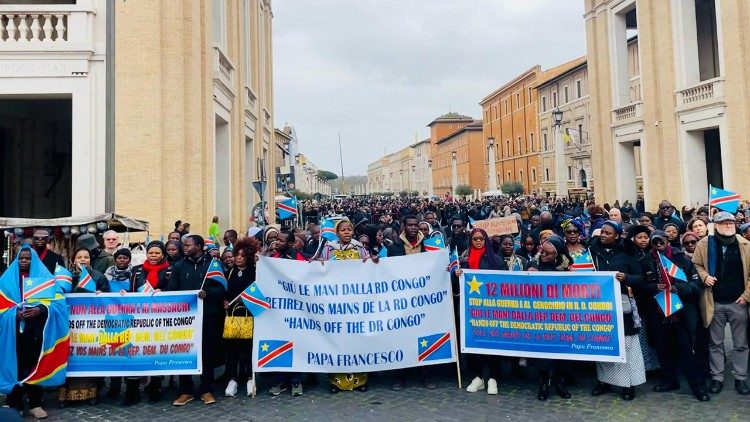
[709,302,749,381]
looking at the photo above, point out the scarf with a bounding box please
[716,233,737,245]
[34,247,48,261]
[467,246,484,270]
[142,260,170,288]
[105,264,132,282]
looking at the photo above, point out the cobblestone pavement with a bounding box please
[9,365,747,422]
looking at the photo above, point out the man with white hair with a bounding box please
[102,230,120,255]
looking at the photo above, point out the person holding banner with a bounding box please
[528,235,572,401]
[498,235,529,271]
[165,240,184,266]
[102,248,134,404]
[587,221,647,401]
[168,235,223,406]
[223,236,259,398]
[634,230,708,401]
[454,228,507,396]
[318,219,373,393]
[58,247,110,408]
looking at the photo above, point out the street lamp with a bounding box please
[552,108,566,197]
[487,137,497,191]
[552,108,563,127]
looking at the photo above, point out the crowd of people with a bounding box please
[3,194,750,419]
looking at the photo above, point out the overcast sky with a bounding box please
[273,0,587,176]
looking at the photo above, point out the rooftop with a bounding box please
[427,112,474,126]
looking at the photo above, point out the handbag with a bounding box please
[222,304,254,339]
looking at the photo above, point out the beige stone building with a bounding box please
[585,0,750,209]
[535,56,593,198]
[0,0,276,237]
[367,137,434,196]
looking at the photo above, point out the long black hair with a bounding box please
[468,228,503,270]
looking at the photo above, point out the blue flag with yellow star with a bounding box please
[240,282,271,316]
[257,340,293,368]
[709,185,740,213]
[417,332,452,362]
[655,289,683,318]
[205,258,228,290]
[570,250,596,271]
[423,236,445,251]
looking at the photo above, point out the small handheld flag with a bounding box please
[655,289,683,317]
[320,218,338,242]
[22,277,57,301]
[205,258,228,290]
[137,282,154,294]
[468,217,476,228]
[659,253,687,282]
[423,237,445,251]
[53,264,73,293]
[709,185,741,213]
[277,196,298,220]
[449,247,460,274]
[76,266,96,293]
[570,250,596,271]
[240,282,271,316]
[378,246,388,258]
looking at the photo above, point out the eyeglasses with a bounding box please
[564,230,578,234]
[659,205,672,210]
[32,236,47,241]
[452,225,463,228]
[651,239,666,245]
[540,249,557,256]
[683,240,697,246]
[471,237,485,241]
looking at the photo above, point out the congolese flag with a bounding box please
[277,196,298,220]
[205,258,228,290]
[417,332,452,362]
[0,245,69,394]
[655,289,683,318]
[240,282,271,317]
[53,264,73,293]
[570,250,596,271]
[709,185,740,213]
[423,237,445,251]
[257,340,294,368]
[76,265,96,293]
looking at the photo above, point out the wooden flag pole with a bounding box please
[450,272,463,389]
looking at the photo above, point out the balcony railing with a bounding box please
[0,2,96,50]
[213,46,234,89]
[677,77,724,109]
[611,102,643,124]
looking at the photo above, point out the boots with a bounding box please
[555,377,571,399]
[537,372,550,401]
[122,378,141,407]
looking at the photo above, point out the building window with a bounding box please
[517,136,522,154]
[504,99,508,114]
[519,169,524,181]
[212,0,227,50]
[529,133,534,152]
[543,132,548,151]
[567,166,573,181]
[545,168,550,182]
[563,86,569,103]
[532,168,537,182]
[578,124,583,142]
[552,91,558,108]
[507,171,511,181]
[541,96,547,112]
[516,93,520,109]
[242,0,253,86]
[505,140,509,157]
[576,79,582,98]
[528,87,532,104]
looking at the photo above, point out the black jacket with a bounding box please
[131,262,173,292]
[446,232,469,256]
[39,250,65,274]
[167,253,223,321]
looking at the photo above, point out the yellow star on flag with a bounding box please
[249,285,256,292]
[26,279,33,286]
[435,239,442,246]
[212,262,220,268]
[261,343,269,352]
[466,276,483,294]
[711,187,718,195]
[675,303,682,310]
[420,339,428,348]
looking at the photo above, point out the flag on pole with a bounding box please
[659,253,687,282]
[205,258,228,290]
[53,264,73,294]
[76,266,96,293]
[378,246,388,258]
[655,289,683,317]
[320,218,338,242]
[137,282,154,294]
[449,247,460,274]
[22,277,58,301]
[709,185,741,213]
[240,282,271,317]
[277,196,298,220]
[468,217,476,229]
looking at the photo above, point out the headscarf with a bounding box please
[602,220,623,235]
[466,228,502,270]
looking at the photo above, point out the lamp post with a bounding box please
[427,159,434,197]
[487,137,497,192]
[399,169,404,193]
[451,151,458,197]
[552,108,567,198]
[410,164,415,194]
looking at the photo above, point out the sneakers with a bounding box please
[28,407,48,419]
[225,380,238,397]
[201,392,216,405]
[268,383,288,396]
[246,378,257,397]
[172,394,194,406]
[487,378,498,395]
[291,382,303,397]
[466,377,485,393]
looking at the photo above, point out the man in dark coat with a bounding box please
[31,228,64,273]
[76,233,115,274]
[168,235,224,406]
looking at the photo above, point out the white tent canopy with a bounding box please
[481,190,505,197]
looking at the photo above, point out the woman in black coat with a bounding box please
[454,228,507,396]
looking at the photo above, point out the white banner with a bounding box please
[252,251,458,373]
